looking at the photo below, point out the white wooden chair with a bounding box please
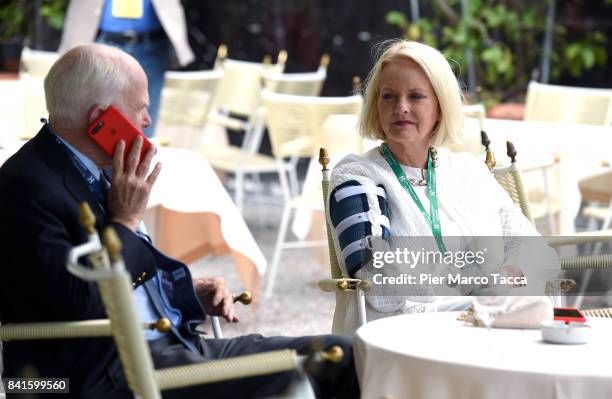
[156,68,225,149]
[481,130,561,235]
[317,149,370,334]
[17,48,59,139]
[524,81,612,126]
[262,54,329,97]
[524,81,612,235]
[19,46,59,78]
[0,203,344,398]
[483,139,612,269]
[261,90,363,298]
[202,45,288,212]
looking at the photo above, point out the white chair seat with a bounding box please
[287,192,324,211]
[207,112,249,132]
[530,201,561,217]
[583,206,611,221]
[202,147,279,173]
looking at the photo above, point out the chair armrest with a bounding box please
[318,278,371,293]
[560,255,612,271]
[155,349,297,390]
[207,112,249,131]
[0,318,172,342]
[582,206,611,221]
[0,320,111,341]
[548,230,612,247]
[233,291,252,305]
[583,308,612,318]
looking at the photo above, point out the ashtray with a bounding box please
[541,320,591,344]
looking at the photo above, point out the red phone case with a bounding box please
[553,307,587,323]
[88,105,154,165]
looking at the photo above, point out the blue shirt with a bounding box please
[100,0,163,33]
[57,135,181,340]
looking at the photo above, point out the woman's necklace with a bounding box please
[407,168,427,186]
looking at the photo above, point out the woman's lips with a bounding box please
[393,120,414,126]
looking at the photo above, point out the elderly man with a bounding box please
[0,44,358,399]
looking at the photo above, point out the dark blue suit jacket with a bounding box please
[0,125,206,397]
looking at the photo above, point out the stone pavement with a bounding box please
[189,201,337,338]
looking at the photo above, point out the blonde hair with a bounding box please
[44,44,132,131]
[358,40,464,149]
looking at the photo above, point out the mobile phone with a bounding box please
[553,307,586,323]
[88,105,154,165]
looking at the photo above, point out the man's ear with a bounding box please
[87,105,106,126]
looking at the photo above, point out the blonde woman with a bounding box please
[328,41,557,334]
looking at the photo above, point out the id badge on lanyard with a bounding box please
[112,0,144,19]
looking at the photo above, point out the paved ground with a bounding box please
[189,199,337,338]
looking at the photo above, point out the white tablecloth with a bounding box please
[355,312,612,399]
[148,146,266,275]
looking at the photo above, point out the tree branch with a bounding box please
[431,0,460,27]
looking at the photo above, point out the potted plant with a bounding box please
[0,0,26,73]
[0,0,67,73]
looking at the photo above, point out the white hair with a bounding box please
[359,40,465,150]
[44,44,132,130]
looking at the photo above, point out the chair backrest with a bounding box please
[213,46,287,119]
[0,79,26,139]
[525,81,612,125]
[462,103,486,132]
[67,204,162,398]
[261,89,363,159]
[262,54,329,96]
[319,148,344,279]
[484,140,535,224]
[19,46,60,78]
[158,69,224,148]
[21,74,48,137]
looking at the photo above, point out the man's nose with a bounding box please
[142,109,152,129]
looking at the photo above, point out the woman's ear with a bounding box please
[87,105,106,126]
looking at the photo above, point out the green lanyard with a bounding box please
[381,143,447,253]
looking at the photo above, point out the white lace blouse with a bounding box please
[328,146,559,335]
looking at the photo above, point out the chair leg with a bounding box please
[235,170,245,213]
[211,316,223,338]
[357,288,367,326]
[277,159,291,203]
[288,156,300,198]
[264,205,293,298]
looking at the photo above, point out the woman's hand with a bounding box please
[194,277,239,323]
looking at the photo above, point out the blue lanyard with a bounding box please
[50,129,107,214]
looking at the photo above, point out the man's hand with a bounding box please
[194,277,239,323]
[108,137,161,231]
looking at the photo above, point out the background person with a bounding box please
[0,43,358,399]
[59,0,195,137]
[327,40,558,334]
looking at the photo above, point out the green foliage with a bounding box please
[0,0,68,40]
[0,1,25,39]
[386,1,609,105]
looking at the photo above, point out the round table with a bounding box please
[355,312,612,399]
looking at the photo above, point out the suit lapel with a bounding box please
[34,125,107,225]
